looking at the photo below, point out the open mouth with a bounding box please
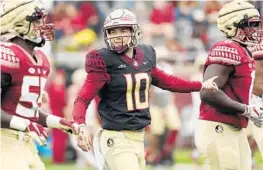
[114,42,123,47]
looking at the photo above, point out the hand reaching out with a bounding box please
[201,76,218,92]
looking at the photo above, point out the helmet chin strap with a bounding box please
[24,37,45,47]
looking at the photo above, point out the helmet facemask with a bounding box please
[104,24,141,54]
[24,7,55,46]
[234,16,263,45]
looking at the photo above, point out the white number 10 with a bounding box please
[16,76,46,118]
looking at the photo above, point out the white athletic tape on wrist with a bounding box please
[46,115,61,128]
[9,116,30,131]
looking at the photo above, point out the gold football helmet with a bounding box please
[217,0,262,45]
[0,0,54,46]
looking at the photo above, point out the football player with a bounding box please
[72,9,218,170]
[0,1,76,170]
[195,1,263,170]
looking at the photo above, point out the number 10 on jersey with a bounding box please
[124,73,150,111]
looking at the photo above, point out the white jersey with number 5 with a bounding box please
[0,42,50,121]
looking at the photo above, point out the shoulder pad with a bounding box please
[0,42,20,69]
[138,44,156,67]
[206,41,242,66]
[85,50,107,73]
[34,49,49,62]
[251,44,263,60]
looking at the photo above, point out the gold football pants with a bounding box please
[94,129,145,170]
[0,128,45,170]
[195,120,251,170]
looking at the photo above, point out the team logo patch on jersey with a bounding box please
[215,125,223,133]
[107,138,114,147]
[143,61,148,65]
[133,60,138,67]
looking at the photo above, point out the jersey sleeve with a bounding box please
[85,50,108,73]
[151,67,202,92]
[206,43,242,66]
[0,42,21,74]
[85,50,110,82]
[73,50,110,124]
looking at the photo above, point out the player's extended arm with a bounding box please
[200,64,246,114]
[73,50,110,125]
[72,72,109,152]
[253,59,263,97]
[151,66,215,92]
[36,109,78,134]
[73,73,107,124]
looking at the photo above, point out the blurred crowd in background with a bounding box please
[38,1,263,169]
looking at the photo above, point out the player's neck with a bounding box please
[125,48,134,59]
[11,38,34,55]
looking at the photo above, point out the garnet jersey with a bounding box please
[199,40,255,128]
[74,44,202,130]
[0,42,50,122]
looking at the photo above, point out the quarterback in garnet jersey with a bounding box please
[195,1,263,170]
[0,1,76,170]
[72,9,218,170]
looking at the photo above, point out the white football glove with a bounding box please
[242,105,263,127]
[9,116,48,145]
[27,122,48,146]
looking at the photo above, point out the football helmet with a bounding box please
[103,9,142,53]
[0,0,54,47]
[217,0,263,45]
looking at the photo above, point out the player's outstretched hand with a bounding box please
[58,119,79,134]
[77,124,92,152]
[45,115,79,134]
[27,122,48,146]
[242,105,263,128]
[201,76,218,92]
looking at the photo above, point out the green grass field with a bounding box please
[44,149,263,170]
